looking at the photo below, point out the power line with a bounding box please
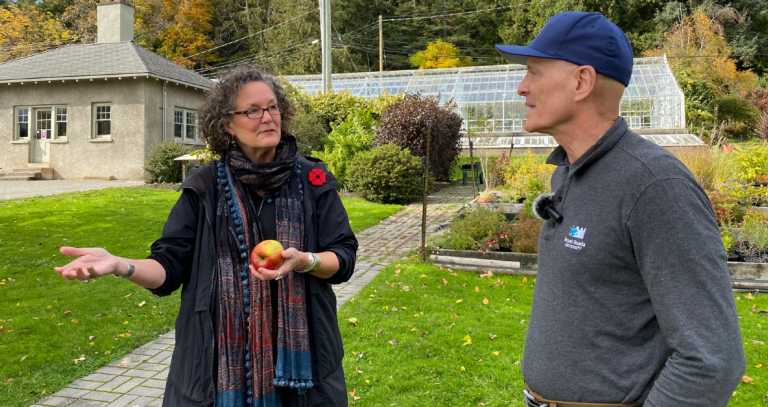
[381,0,544,22]
[198,39,318,75]
[332,21,358,72]
[175,9,317,62]
[345,44,502,60]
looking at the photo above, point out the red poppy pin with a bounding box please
[308,169,326,186]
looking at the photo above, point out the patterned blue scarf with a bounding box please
[215,136,312,407]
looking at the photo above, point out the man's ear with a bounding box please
[573,65,597,103]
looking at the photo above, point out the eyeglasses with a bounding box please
[230,104,281,120]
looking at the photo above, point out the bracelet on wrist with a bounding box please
[295,253,321,273]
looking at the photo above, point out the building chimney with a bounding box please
[96,0,135,43]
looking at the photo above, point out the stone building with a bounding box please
[0,0,213,180]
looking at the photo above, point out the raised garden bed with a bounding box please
[432,249,768,289]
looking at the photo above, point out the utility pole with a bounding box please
[320,0,332,93]
[379,15,383,72]
[421,120,433,263]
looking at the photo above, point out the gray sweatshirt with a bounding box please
[522,117,745,406]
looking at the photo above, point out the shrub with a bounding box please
[715,96,761,126]
[511,215,543,253]
[376,94,463,182]
[733,142,768,183]
[673,146,738,191]
[706,189,745,226]
[756,113,768,142]
[311,109,377,189]
[499,151,554,211]
[741,88,768,112]
[431,207,511,250]
[144,142,190,183]
[292,111,327,156]
[737,209,768,262]
[346,144,428,204]
[477,222,514,253]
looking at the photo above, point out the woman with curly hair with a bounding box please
[55,65,358,407]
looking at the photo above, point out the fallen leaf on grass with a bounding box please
[456,300,463,304]
[522,277,528,283]
[358,351,364,359]
[756,364,763,368]
[19,355,27,362]
[392,307,398,312]
[746,293,755,300]
[463,335,472,346]
[347,318,358,327]
[479,270,493,279]
[442,279,449,286]
[89,336,96,340]
[375,330,382,337]
[402,286,410,292]
[521,320,526,324]
[515,360,520,365]
[758,310,767,315]
[478,403,486,407]
[460,366,466,372]
[71,319,79,323]
[451,313,458,318]
[482,298,489,305]
[489,334,497,340]
[751,340,765,346]
[388,339,399,346]
[444,323,455,330]
[475,286,480,292]
[64,311,71,315]
[6,379,12,383]
[492,351,500,356]
[420,274,427,278]
[419,333,427,341]
[743,375,754,383]
[138,301,146,307]
[451,272,458,276]
[413,313,420,317]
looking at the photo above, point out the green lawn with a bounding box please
[0,187,402,407]
[338,262,768,407]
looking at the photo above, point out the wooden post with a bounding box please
[421,120,433,263]
[509,135,514,157]
[469,139,476,198]
[379,15,384,72]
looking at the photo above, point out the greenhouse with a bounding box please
[284,56,703,150]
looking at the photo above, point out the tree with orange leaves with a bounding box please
[0,4,73,63]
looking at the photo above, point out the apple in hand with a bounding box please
[250,240,285,270]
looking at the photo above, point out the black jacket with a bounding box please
[147,157,357,407]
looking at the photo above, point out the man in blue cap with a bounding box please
[496,11,745,407]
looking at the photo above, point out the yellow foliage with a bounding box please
[647,11,756,96]
[155,0,218,69]
[0,4,73,63]
[409,39,473,70]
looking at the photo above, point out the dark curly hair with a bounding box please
[198,65,295,154]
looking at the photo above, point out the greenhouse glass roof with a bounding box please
[285,56,700,147]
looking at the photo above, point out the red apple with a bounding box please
[250,240,285,270]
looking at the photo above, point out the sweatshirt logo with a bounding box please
[569,226,586,239]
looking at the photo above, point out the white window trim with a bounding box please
[92,103,112,140]
[13,105,67,142]
[173,107,200,144]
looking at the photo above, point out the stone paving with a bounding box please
[0,180,145,200]
[32,183,476,407]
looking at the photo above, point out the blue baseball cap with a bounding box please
[496,12,634,87]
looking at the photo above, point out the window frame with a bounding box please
[173,107,199,144]
[92,103,112,140]
[14,105,68,141]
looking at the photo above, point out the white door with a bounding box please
[30,109,52,164]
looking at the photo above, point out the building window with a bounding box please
[15,106,68,141]
[16,108,29,139]
[93,104,111,138]
[174,108,198,142]
[186,111,197,140]
[56,107,67,138]
[174,110,183,138]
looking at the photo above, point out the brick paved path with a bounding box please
[32,183,475,407]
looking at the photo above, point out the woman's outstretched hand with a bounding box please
[55,247,121,281]
[249,248,306,281]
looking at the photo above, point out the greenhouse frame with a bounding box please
[284,56,702,150]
